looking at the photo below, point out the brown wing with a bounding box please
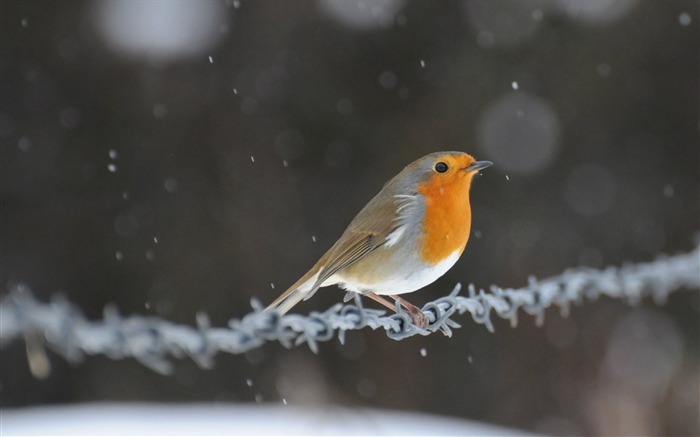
[308,193,399,291]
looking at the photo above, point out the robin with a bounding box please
[267,151,492,328]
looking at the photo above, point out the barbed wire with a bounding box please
[1,244,698,375]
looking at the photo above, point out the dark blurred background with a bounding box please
[2,0,698,434]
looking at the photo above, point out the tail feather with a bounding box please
[266,287,298,311]
[275,289,311,314]
[266,265,322,315]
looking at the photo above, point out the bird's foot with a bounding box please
[406,306,429,329]
[392,296,429,329]
[364,292,439,331]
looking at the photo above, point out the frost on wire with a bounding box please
[1,244,698,374]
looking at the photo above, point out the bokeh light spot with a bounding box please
[604,310,683,393]
[464,0,544,49]
[554,0,638,25]
[564,164,617,217]
[92,0,228,62]
[317,0,406,30]
[477,92,561,175]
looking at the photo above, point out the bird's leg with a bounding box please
[363,292,428,329]
[363,291,398,312]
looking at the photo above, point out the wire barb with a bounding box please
[1,245,698,374]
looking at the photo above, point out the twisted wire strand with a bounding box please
[1,244,698,374]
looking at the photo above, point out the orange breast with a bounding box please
[417,173,473,264]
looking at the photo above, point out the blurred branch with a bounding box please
[2,244,698,375]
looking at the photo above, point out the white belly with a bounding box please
[329,250,461,295]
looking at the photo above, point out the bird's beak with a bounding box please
[464,160,493,173]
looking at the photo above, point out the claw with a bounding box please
[408,309,429,329]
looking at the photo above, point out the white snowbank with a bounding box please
[1,403,533,436]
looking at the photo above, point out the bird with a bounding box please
[267,151,492,328]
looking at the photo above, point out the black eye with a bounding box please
[435,162,448,173]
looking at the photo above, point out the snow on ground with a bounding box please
[1,403,534,436]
